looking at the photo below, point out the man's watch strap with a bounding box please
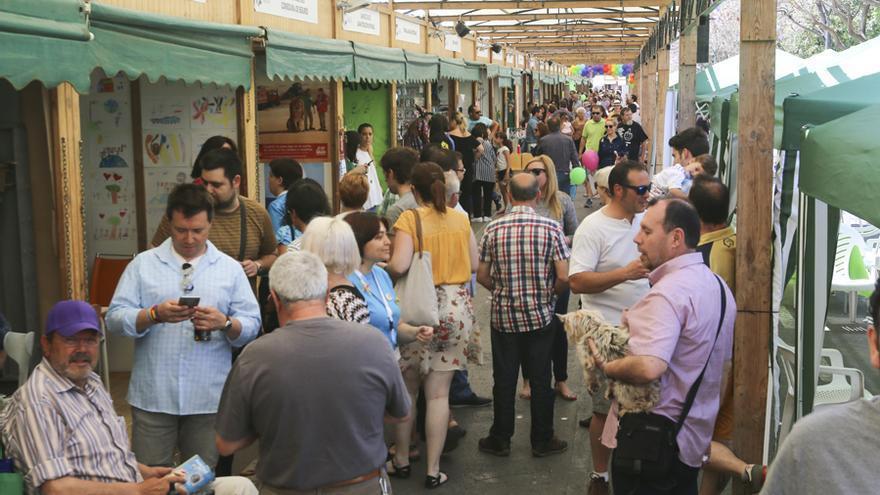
[222,317,233,332]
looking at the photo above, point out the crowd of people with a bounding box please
[3,83,871,495]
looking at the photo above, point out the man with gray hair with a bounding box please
[215,251,410,494]
[476,172,572,458]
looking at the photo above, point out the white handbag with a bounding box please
[395,209,440,327]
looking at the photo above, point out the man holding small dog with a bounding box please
[590,198,736,494]
[569,159,651,494]
[476,172,571,458]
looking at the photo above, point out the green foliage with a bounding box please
[778,0,880,57]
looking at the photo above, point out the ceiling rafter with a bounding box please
[426,11,659,22]
[393,1,661,9]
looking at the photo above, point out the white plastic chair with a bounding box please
[4,331,35,387]
[777,342,867,443]
[831,223,874,321]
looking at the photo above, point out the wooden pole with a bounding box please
[655,46,670,170]
[678,27,698,131]
[130,80,148,252]
[330,79,344,213]
[48,83,87,300]
[643,55,658,168]
[238,64,259,200]
[733,0,775,490]
[425,82,433,111]
[449,79,458,119]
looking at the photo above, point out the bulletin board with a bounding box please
[81,73,138,266]
[343,81,390,190]
[140,80,237,241]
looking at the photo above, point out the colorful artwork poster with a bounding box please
[92,206,134,242]
[145,167,191,238]
[143,130,189,167]
[191,91,237,130]
[143,97,188,129]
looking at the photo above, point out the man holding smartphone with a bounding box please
[107,183,261,470]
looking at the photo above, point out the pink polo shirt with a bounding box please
[602,252,736,467]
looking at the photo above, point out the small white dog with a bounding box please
[558,309,659,414]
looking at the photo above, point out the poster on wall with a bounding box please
[396,18,421,45]
[81,71,138,264]
[444,34,461,52]
[191,91,237,130]
[144,167,192,239]
[256,78,332,161]
[253,0,318,23]
[343,8,380,36]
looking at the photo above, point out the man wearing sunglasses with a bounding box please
[106,183,261,471]
[578,105,606,155]
[568,160,652,495]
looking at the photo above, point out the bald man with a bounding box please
[476,172,572,458]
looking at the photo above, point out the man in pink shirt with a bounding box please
[591,198,736,494]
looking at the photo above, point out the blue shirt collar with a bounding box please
[155,238,221,268]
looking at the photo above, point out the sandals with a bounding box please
[388,443,421,462]
[385,453,411,479]
[425,471,449,489]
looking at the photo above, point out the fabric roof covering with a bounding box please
[781,72,880,151]
[799,104,880,228]
[264,28,355,81]
[352,43,406,82]
[88,2,261,90]
[0,0,93,91]
[694,49,805,102]
[439,57,481,82]
[404,51,439,82]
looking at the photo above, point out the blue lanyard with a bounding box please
[354,269,394,332]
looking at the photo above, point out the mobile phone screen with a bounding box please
[178,296,200,308]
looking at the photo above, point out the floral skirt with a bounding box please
[400,283,482,376]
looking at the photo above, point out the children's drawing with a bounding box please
[191,94,236,129]
[94,208,132,241]
[144,99,187,128]
[98,143,129,168]
[144,132,188,167]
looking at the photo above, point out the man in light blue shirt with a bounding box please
[466,103,496,132]
[106,183,260,468]
[525,106,543,152]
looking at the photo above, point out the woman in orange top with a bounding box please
[387,162,478,489]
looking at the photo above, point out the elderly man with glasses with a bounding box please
[568,160,652,495]
[106,183,261,470]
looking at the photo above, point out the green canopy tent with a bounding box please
[439,57,481,82]
[403,52,439,83]
[352,43,406,83]
[774,73,880,423]
[263,29,355,81]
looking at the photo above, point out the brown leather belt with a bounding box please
[323,468,382,489]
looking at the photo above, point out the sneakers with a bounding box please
[584,198,594,208]
[531,436,568,457]
[587,473,610,495]
[450,394,492,408]
[478,436,511,457]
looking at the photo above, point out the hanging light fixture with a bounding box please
[491,43,502,54]
[455,19,470,38]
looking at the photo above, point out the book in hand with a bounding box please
[174,455,215,494]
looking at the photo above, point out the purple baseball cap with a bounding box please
[45,300,102,337]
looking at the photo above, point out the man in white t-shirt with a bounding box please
[568,160,651,495]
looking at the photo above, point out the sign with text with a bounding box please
[395,17,421,44]
[506,53,514,64]
[444,34,461,52]
[254,0,318,24]
[260,142,329,161]
[343,8,380,36]
[477,46,489,59]
[517,54,525,66]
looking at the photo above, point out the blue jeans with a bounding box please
[557,171,572,198]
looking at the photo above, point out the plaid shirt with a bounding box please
[479,205,571,332]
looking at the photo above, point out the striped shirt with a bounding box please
[106,239,261,415]
[479,205,571,332]
[474,142,497,183]
[1,360,142,493]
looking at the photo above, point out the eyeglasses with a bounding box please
[60,335,102,348]
[527,168,546,176]
[181,263,194,293]
[591,112,601,115]
[605,125,616,129]
[621,183,652,196]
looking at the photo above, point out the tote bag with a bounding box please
[395,209,440,327]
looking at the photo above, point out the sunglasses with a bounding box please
[591,112,601,115]
[621,183,652,196]
[528,168,546,176]
[181,263,194,293]
[605,125,616,129]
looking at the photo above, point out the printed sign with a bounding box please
[444,34,461,53]
[506,53,514,64]
[395,17,421,45]
[254,0,318,24]
[477,46,489,59]
[343,8,380,36]
[517,54,525,66]
[259,142,329,161]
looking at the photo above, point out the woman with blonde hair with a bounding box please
[518,155,579,402]
[299,216,369,324]
[387,162,479,489]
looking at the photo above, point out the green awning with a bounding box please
[404,52,439,82]
[0,0,93,91]
[353,43,406,83]
[264,28,355,81]
[439,57,481,82]
[800,104,880,228]
[497,67,514,89]
[89,2,261,90]
[486,64,502,79]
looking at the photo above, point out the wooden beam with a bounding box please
[472,22,656,32]
[238,66,259,200]
[48,83,87,300]
[655,46,669,169]
[733,0,775,487]
[677,26,697,130]
[426,11,660,22]
[398,1,661,9]
[130,80,148,252]
[505,41,644,48]
[492,31,650,39]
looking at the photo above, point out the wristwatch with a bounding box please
[221,317,233,332]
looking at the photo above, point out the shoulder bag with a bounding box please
[395,209,440,327]
[613,275,728,482]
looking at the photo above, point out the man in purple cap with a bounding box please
[0,299,258,495]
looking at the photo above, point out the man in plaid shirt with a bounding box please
[476,172,572,458]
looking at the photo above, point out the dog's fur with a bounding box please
[558,309,660,414]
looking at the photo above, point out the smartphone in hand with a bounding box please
[178,296,200,308]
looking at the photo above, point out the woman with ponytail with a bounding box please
[386,162,479,489]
